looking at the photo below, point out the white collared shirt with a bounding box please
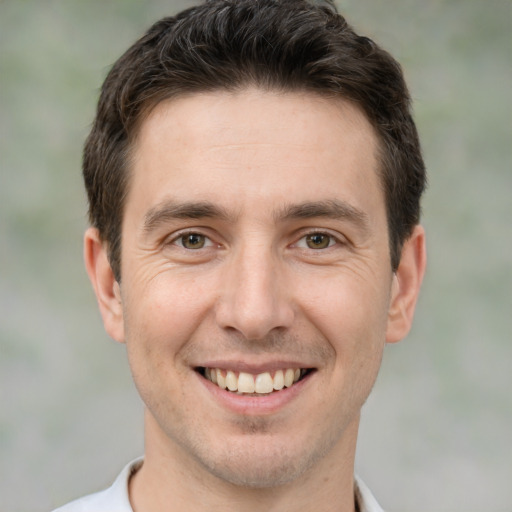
[52,458,384,512]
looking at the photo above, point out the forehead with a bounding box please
[135,88,377,157]
[128,88,383,221]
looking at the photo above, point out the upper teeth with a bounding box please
[204,368,303,394]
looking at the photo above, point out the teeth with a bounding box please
[216,368,226,390]
[284,368,295,388]
[238,372,255,393]
[203,367,306,394]
[273,369,284,390]
[226,370,237,391]
[255,372,273,393]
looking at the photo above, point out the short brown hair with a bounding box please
[83,0,426,281]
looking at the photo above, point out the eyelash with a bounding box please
[169,231,215,250]
[167,229,343,251]
[293,231,342,250]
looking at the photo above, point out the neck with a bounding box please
[129,411,360,512]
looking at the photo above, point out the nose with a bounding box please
[215,243,294,341]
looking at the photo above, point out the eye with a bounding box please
[296,232,337,250]
[174,233,213,250]
[305,233,333,249]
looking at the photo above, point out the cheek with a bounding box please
[126,266,216,327]
[121,275,214,416]
[121,271,219,373]
[297,267,392,350]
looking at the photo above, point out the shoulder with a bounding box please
[51,458,143,512]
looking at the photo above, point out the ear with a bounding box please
[386,224,427,344]
[84,227,125,343]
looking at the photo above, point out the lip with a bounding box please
[195,365,315,416]
[197,359,309,374]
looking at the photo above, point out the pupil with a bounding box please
[307,233,329,249]
[184,234,204,248]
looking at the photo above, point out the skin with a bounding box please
[85,89,426,512]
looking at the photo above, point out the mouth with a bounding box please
[196,367,314,395]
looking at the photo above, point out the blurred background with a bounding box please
[1,0,510,510]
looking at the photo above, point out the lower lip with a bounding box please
[197,371,315,416]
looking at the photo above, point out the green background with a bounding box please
[1,1,511,510]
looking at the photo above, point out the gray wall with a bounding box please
[1,1,511,510]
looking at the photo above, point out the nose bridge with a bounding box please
[216,238,293,340]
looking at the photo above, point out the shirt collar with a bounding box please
[114,459,385,512]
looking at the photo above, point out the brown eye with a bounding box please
[180,233,206,249]
[305,233,332,249]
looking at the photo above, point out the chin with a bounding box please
[192,433,331,489]
[204,455,309,489]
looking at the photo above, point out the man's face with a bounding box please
[112,89,399,486]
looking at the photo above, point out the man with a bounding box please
[54,0,426,510]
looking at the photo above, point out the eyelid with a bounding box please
[292,229,345,249]
[163,227,346,250]
[166,229,216,248]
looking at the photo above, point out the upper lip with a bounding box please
[195,359,316,374]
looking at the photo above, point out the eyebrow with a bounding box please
[142,198,370,235]
[275,199,370,232]
[143,200,232,233]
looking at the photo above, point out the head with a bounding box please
[83,0,425,283]
[82,0,427,497]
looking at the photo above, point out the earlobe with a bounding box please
[386,225,427,344]
[84,227,125,343]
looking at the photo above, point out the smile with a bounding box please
[198,367,312,395]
